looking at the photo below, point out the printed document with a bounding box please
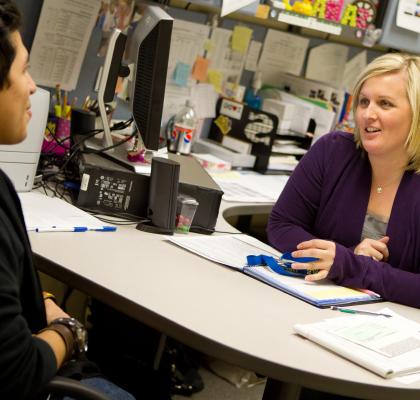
[305,43,348,87]
[167,20,210,84]
[19,192,112,232]
[295,308,420,379]
[258,29,309,81]
[29,0,101,90]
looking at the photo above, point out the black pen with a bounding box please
[330,306,392,318]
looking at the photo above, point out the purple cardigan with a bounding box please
[267,131,420,308]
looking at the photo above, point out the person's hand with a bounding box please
[44,299,70,325]
[354,236,389,261]
[291,239,336,282]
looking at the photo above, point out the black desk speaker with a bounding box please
[137,157,180,235]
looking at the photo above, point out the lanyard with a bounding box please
[246,252,319,278]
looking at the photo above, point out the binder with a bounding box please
[168,234,381,308]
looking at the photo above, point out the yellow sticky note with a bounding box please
[231,26,253,55]
[192,57,210,82]
[255,4,270,19]
[207,69,223,93]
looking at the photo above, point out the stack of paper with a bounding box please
[294,309,420,379]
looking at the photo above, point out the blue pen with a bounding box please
[90,226,117,232]
[36,226,87,232]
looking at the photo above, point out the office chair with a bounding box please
[42,376,111,400]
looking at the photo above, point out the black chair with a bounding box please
[42,376,111,400]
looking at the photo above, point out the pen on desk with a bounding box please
[36,227,88,232]
[330,306,392,318]
[90,226,117,232]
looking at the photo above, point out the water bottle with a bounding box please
[169,100,197,155]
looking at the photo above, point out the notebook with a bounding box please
[167,234,381,308]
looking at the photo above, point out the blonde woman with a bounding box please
[267,53,420,308]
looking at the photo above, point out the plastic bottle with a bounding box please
[169,100,197,155]
[244,71,262,110]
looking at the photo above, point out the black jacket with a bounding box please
[0,170,56,399]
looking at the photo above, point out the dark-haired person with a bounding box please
[267,52,420,308]
[0,1,134,398]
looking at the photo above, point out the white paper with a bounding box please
[305,43,348,87]
[191,84,218,119]
[208,27,247,87]
[162,84,191,129]
[258,29,309,82]
[342,51,367,91]
[19,192,111,231]
[245,40,262,72]
[294,308,420,379]
[396,0,420,34]
[168,234,281,270]
[221,0,258,17]
[260,73,345,126]
[29,0,101,90]
[211,171,289,203]
[167,19,210,84]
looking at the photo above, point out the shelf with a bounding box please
[168,0,388,51]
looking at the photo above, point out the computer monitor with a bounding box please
[87,5,173,169]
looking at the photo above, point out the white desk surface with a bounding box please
[29,201,420,400]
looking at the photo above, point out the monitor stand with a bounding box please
[83,135,167,175]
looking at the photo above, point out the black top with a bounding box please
[0,170,56,399]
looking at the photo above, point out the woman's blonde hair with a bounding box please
[352,52,420,173]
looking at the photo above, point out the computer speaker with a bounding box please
[137,157,180,235]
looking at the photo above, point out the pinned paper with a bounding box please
[207,69,223,93]
[173,62,191,87]
[192,57,210,82]
[255,4,270,19]
[231,26,253,55]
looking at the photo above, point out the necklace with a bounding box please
[374,175,404,194]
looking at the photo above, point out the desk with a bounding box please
[30,201,420,400]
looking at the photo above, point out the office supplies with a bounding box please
[18,192,116,232]
[331,306,392,318]
[294,308,420,378]
[168,234,382,307]
[36,227,88,233]
[0,88,49,192]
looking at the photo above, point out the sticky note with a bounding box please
[173,62,191,87]
[255,4,270,19]
[231,26,253,55]
[192,57,210,82]
[207,69,223,93]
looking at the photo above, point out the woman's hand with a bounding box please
[291,239,336,282]
[354,236,389,261]
[44,299,70,325]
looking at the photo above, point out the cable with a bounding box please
[190,225,243,235]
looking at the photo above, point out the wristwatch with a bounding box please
[50,317,88,358]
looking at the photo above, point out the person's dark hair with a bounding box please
[0,0,21,89]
